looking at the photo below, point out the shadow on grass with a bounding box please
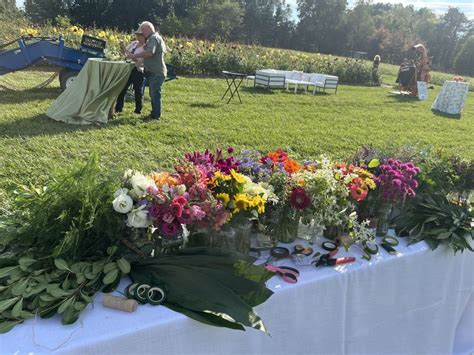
[188,102,219,109]
[431,110,461,119]
[240,87,276,95]
[0,113,129,138]
[0,87,60,104]
[386,92,420,103]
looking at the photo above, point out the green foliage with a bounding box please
[0,247,128,333]
[0,153,125,260]
[396,195,473,253]
[130,247,273,332]
[454,36,474,76]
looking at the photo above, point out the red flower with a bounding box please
[170,203,183,217]
[161,222,182,238]
[172,195,187,206]
[290,187,311,210]
[178,208,193,224]
[350,185,368,202]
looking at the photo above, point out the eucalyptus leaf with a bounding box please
[11,298,23,318]
[103,269,120,285]
[11,278,29,296]
[0,320,22,334]
[116,258,131,274]
[54,259,70,271]
[103,262,118,274]
[58,297,75,315]
[0,297,20,312]
[18,257,36,268]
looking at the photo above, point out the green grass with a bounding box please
[0,71,473,202]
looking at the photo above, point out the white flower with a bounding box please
[112,193,134,214]
[123,169,135,180]
[114,188,129,198]
[175,184,186,195]
[126,206,151,228]
[129,173,156,199]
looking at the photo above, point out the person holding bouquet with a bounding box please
[115,30,146,115]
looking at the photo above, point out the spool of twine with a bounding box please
[102,294,138,313]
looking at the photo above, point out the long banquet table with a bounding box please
[1,235,473,355]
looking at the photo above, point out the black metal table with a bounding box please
[221,70,246,103]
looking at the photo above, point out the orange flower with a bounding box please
[150,172,180,187]
[283,159,301,174]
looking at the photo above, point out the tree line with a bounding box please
[8,0,474,75]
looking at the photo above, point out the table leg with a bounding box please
[230,77,243,104]
[221,76,233,101]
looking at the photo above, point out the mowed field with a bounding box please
[0,71,473,204]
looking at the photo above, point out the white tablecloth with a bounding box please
[431,81,470,115]
[1,237,473,355]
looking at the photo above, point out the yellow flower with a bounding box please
[70,26,79,33]
[230,169,245,184]
[98,31,106,38]
[52,27,58,33]
[186,41,193,47]
[365,178,376,190]
[233,193,251,213]
[216,193,230,207]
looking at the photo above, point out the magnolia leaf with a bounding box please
[103,268,120,285]
[0,297,20,312]
[54,259,70,271]
[11,298,23,318]
[368,159,380,168]
[0,320,22,334]
[116,258,131,274]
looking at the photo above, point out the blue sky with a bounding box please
[15,0,474,19]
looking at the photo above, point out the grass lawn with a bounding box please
[0,71,473,201]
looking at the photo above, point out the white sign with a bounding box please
[417,81,428,100]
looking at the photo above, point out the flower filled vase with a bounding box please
[273,210,299,244]
[323,225,343,241]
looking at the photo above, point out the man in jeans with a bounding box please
[127,21,167,120]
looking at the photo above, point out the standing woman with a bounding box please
[115,30,146,114]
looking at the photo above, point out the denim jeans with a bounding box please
[148,74,165,119]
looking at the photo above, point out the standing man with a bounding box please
[127,21,167,120]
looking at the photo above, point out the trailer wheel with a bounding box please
[59,70,79,91]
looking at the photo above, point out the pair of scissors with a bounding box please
[265,265,300,284]
[313,242,355,267]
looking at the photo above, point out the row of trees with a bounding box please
[11,0,474,75]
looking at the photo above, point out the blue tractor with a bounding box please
[0,34,106,90]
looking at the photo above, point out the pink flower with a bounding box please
[178,208,193,224]
[162,212,175,224]
[170,202,183,217]
[213,210,230,230]
[227,146,234,154]
[161,222,182,238]
[191,205,206,220]
[172,195,187,206]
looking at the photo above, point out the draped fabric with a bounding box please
[1,236,473,354]
[47,59,134,125]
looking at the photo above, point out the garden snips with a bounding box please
[312,241,356,267]
[265,265,300,284]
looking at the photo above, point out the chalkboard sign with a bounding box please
[417,81,428,100]
[81,35,106,52]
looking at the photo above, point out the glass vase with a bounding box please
[323,225,342,241]
[188,223,252,255]
[274,211,299,244]
[376,203,393,237]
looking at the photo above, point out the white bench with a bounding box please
[309,74,339,94]
[254,69,286,89]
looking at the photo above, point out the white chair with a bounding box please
[310,74,339,94]
[254,69,286,89]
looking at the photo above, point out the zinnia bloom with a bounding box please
[161,222,182,238]
[172,195,187,206]
[170,203,183,217]
[289,187,311,209]
[350,185,368,201]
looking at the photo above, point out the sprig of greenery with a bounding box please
[395,195,473,253]
[1,153,125,260]
[0,246,129,333]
